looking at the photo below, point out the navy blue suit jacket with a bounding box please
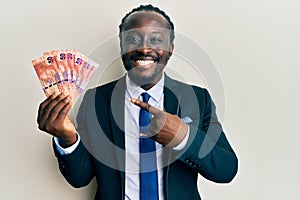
[54,75,238,200]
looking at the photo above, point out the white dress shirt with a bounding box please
[54,73,189,200]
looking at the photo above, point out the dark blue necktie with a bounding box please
[139,92,159,200]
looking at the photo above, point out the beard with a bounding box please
[126,65,162,87]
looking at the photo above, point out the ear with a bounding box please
[168,43,174,58]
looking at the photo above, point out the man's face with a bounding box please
[120,11,174,88]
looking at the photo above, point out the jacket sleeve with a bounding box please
[178,88,238,183]
[53,90,95,188]
[53,140,95,188]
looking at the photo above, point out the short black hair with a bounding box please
[119,4,175,42]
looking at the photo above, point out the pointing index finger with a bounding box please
[130,98,161,116]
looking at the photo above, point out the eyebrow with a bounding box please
[151,31,163,35]
[125,30,164,34]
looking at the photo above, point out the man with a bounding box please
[37,4,238,200]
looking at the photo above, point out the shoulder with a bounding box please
[165,75,209,98]
[85,76,125,95]
[96,77,123,92]
[80,76,125,106]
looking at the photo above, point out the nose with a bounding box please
[136,39,152,55]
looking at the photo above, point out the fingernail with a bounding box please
[131,98,137,103]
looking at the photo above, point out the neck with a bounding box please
[141,83,155,90]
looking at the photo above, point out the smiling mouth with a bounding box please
[135,59,155,66]
[131,56,158,68]
[128,53,160,68]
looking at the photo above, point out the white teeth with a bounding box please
[136,60,154,65]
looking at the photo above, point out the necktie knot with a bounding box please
[139,93,151,128]
[141,92,150,103]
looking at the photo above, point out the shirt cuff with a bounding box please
[172,125,190,151]
[54,133,81,155]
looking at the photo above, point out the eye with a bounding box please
[150,37,163,44]
[126,35,141,44]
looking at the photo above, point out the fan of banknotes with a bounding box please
[32,49,99,104]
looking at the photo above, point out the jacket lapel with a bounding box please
[108,76,126,198]
[163,75,183,199]
[109,76,126,150]
[164,75,181,116]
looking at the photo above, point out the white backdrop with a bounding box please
[1,0,299,199]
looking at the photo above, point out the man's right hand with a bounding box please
[37,93,77,148]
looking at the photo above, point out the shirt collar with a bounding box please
[126,73,164,103]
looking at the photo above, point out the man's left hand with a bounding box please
[131,98,188,147]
